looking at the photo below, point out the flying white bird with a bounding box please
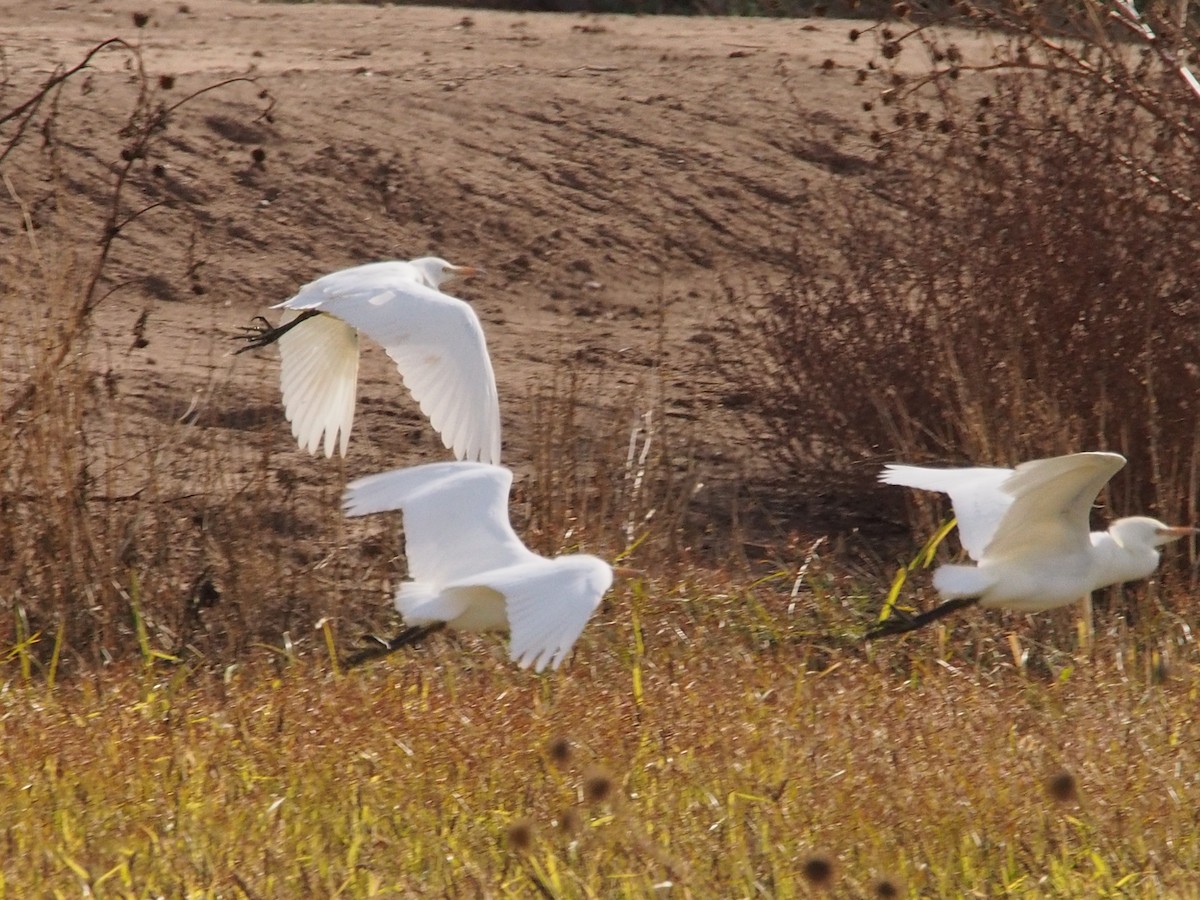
[342,462,622,672]
[870,451,1194,636]
[236,257,501,463]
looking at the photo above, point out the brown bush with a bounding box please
[723,0,1200,576]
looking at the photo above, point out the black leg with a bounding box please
[342,622,447,669]
[865,597,981,639]
[233,308,322,355]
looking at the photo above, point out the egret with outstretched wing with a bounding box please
[237,257,501,463]
[872,452,1193,635]
[343,462,622,672]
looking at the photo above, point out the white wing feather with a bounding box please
[277,309,360,457]
[880,464,1013,559]
[343,462,539,586]
[470,556,612,671]
[984,452,1125,561]
[277,262,501,464]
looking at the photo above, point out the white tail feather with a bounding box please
[393,581,442,621]
[932,564,993,599]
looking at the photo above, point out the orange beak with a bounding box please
[612,566,642,579]
[1157,525,1198,541]
[452,265,483,278]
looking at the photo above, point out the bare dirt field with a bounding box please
[1,0,937,566]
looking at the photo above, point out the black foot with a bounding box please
[342,622,447,669]
[865,597,981,639]
[233,309,321,355]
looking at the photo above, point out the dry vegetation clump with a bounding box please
[722,0,1200,577]
[0,38,360,672]
[523,362,703,567]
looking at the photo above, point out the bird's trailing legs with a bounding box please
[342,622,448,669]
[865,597,981,639]
[233,308,322,354]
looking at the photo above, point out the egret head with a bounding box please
[412,256,481,289]
[1110,516,1196,550]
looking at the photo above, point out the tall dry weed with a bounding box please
[0,35,356,673]
[523,360,702,568]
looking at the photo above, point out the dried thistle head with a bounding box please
[548,736,573,768]
[873,875,902,898]
[1045,769,1078,803]
[505,818,534,852]
[801,854,835,888]
[557,806,582,835]
[582,766,615,804]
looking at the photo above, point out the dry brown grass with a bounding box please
[5,626,1200,895]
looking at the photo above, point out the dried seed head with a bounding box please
[158,74,175,90]
[549,736,573,768]
[1046,770,1077,803]
[505,818,534,852]
[582,766,615,804]
[822,59,836,71]
[132,11,150,28]
[849,28,861,42]
[557,806,582,835]
[251,147,267,165]
[873,876,901,898]
[801,854,835,887]
[881,42,900,60]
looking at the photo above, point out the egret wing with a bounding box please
[279,264,500,464]
[984,452,1126,561]
[277,310,359,457]
[343,462,539,585]
[880,464,1013,559]
[467,556,612,672]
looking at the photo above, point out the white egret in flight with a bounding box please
[236,258,500,463]
[342,462,625,672]
[870,451,1194,636]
